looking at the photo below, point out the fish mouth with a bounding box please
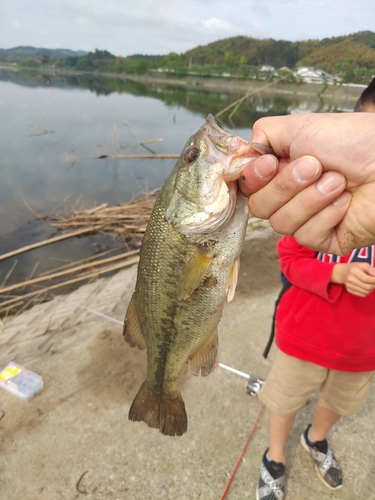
[204,115,260,181]
[166,115,258,236]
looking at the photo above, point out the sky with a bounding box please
[1,0,375,57]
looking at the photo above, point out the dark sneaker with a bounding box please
[256,450,285,500]
[300,425,343,490]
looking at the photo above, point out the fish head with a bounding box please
[165,114,261,234]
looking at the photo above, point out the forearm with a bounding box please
[278,236,334,294]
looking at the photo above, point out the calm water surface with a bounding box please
[0,70,357,288]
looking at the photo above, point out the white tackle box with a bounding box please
[0,362,44,401]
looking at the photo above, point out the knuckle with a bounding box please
[248,196,270,219]
[269,212,295,235]
[272,174,294,197]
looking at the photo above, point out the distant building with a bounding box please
[258,65,278,80]
[260,65,275,72]
[295,66,341,84]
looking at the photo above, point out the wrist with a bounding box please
[330,264,346,284]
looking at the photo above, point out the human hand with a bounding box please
[240,113,375,256]
[331,262,375,297]
[240,154,349,254]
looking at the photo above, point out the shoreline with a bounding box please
[0,64,363,103]
[123,72,362,101]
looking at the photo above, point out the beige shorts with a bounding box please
[258,350,374,417]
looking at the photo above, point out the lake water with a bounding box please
[0,69,360,293]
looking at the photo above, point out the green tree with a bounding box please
[135,59,149,74]
[224,51,234,67]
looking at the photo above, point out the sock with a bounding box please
[307,427,328,454]
[263,452,285,479]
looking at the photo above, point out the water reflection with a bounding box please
[0,69,358,291]
[0,68,353,124]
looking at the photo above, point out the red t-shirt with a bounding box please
[275,236,375,372]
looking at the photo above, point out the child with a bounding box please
[256,80,375,500]
[354,77,375,112]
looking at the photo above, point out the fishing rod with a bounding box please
[217,362,265,396]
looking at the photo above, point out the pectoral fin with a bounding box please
[188,329,218,376]
[177,249,213,300]
[123,294,146,349]
[226,257,240,302]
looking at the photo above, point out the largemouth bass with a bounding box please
[124,115,266,436]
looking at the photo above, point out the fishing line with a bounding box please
[51,294,124,325]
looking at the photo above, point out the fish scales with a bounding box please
[123,115,265,436]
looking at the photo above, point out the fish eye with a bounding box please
[185,147,199,163]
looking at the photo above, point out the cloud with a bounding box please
[201,17,237,33]
[11,20,22,30]
[0,0,374,56]
[77,17,90,27]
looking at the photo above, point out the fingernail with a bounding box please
[316,171,345,193]
[292,157,320,182]
[253,156,277,178]
[333,191,351,206]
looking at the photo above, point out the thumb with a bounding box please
[238,155,278,197]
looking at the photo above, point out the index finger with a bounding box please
[248,155,323,219]
[251,115,296,158]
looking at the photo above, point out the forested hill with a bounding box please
[184,31,375,72]
[1,31,375,84]
[0,46,87,61]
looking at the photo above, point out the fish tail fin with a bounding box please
[129,381,187,436]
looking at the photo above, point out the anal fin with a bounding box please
[188,328,218,376]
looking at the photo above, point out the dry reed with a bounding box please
[0,185,267,317]
[0,190,160,316]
